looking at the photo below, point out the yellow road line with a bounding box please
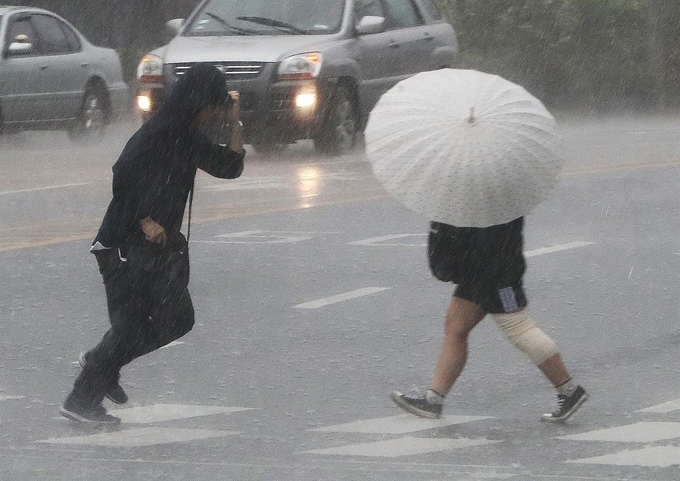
[560,159,680,176]
[0,194,390,253]
[2,157,679,253]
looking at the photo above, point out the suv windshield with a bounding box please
[185,0,346,36]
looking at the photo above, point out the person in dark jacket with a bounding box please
[60,64,245,424]
[391,217,588,422]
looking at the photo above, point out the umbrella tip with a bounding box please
[468,107,476,125]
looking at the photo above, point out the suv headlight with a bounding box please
[278,53,323,80]
[137,54,164,82]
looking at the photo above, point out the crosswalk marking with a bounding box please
[559,422,680,443]
[0,394,24,401]
[303,436,500,457]
[294,287,391,309]
[638,398,680,413]
[524,241,595,257]
[110,404,252,424]
[37,427,238,447]
[311,414,492,434]
[159,340,185,350]
[568,446,680,467]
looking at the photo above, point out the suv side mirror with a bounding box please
[356,16,386,35]
[166,18,185,37]
[7,34,33,56]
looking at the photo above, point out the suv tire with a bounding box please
[314,85,358,156]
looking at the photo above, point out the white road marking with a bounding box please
[110,404,252,424]
[567,446,680,467]
[0,183,89,196]
[348,234,426,247]
[0,394,24,401]
[311,414,492,434]
[294,287,391,309]
[638,398,680,413]
[37,427,238,448]
[303,436,500,457]
[525,241,595,258]
[349,237,595,257]
[197,230,313,244]
[559,422,680,443]
[202,179,285,191]
[159,341,185,350]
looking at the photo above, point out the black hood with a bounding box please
[150,63,229,128]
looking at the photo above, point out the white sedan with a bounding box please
[0,6,129,138]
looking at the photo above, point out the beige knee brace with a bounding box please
[491,310,558,366]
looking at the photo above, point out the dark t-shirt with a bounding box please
[428,217,526,288]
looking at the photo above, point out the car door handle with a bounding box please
[81,62,90,67]
[424,33,434,41]
[388,41,400,48]
[40,65,49,70]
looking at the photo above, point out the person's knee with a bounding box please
[491,310,558,365]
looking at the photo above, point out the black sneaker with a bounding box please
[79,352,129,405]
[542,385,588,422]
[60,393,121,425]
[391,390,443,419]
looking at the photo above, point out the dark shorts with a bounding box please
[454,283,528,314]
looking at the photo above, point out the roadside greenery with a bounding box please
[435,0,680,112]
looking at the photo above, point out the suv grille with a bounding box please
[173,62,264,79]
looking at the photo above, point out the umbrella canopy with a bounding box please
[365,69,565,228]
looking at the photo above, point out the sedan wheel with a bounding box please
[69,89,107,140]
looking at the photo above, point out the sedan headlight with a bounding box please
[278,53,323,80]
[137,54,164,82]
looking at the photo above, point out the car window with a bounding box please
[60,22,82,52]
[6,16,41,55]
[185,0,345,36]
[383,0,423,29]
[355,0,385,19]
[419,0,443,20]
[31,14,74,55]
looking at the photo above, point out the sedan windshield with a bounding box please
[185,0,345,36]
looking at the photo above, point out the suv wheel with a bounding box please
[314,85,358,156]
[69,87,108,141]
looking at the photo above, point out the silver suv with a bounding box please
[136,0,457,154]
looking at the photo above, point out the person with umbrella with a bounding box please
[60,64,245,424]
[391,217,588,421]
[365,69,588,422]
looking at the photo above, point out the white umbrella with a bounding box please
[365,69,565,228]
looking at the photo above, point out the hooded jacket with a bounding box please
[93,64,244,250]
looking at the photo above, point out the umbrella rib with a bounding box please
[381,128,453,191]
[364,68,564,227]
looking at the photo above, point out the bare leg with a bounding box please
[429,297,487,395]
[538,353,571,387]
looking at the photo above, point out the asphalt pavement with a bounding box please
[0,116,679,480]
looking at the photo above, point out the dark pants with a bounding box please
[71,248,194,406]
